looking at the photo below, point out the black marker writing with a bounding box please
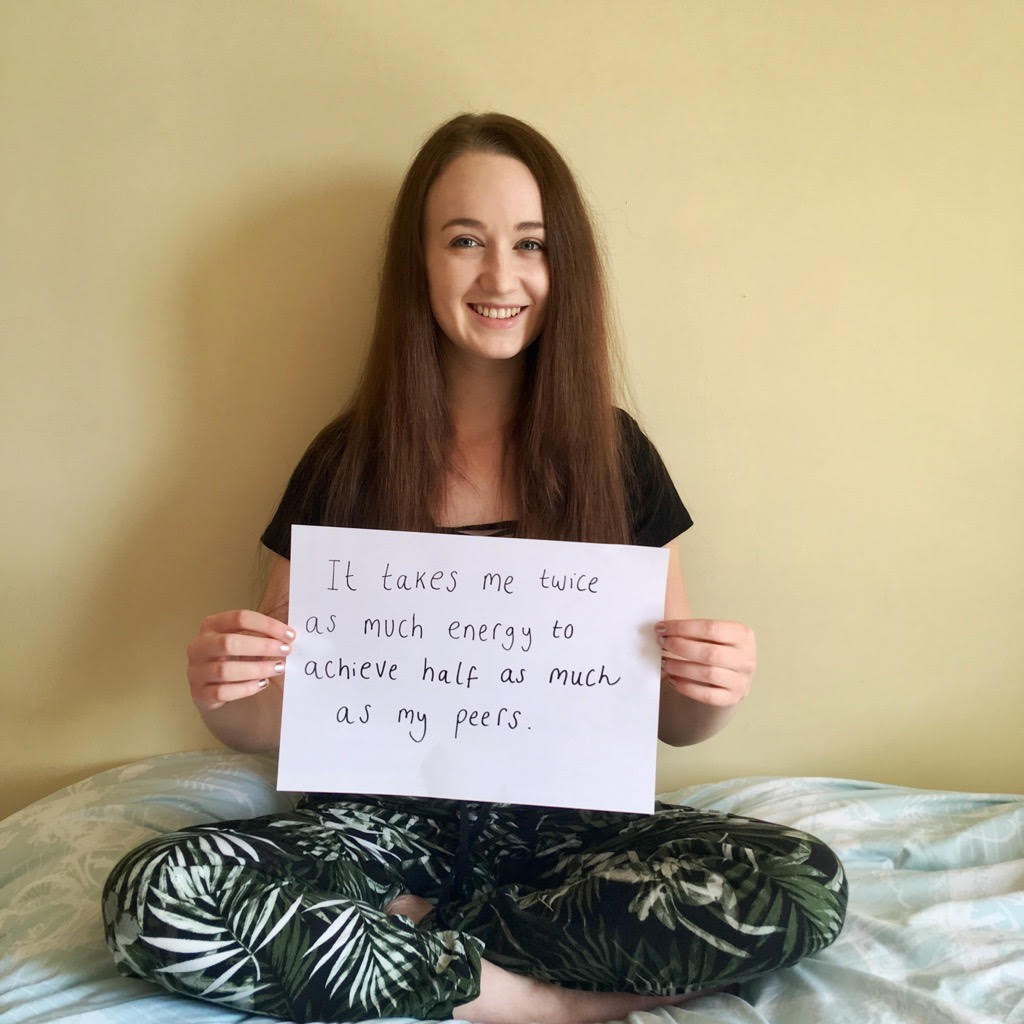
[305,615,337,635]
[422,658,478,688]
[328,559,358,592]
[447,620,533,653]
[539,569,599,593]
[453,706,522,740]
[306,659,399,681]
[397,707,428,743]
[336,703,372,724]
[381,563,459,593]
[481,572,515,594]
[363,612,424,639]
[548,665,621,687]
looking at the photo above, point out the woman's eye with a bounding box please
[449,236,479,248]
[517,239,546,252]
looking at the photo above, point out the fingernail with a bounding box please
[655,623,667,634]
[284,628,296,640]
[256,679,269,690]
[273,662,285,674]
[280,644,291,654]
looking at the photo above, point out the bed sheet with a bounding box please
[1,750,1021,1024]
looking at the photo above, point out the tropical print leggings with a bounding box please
[102,793,848,1022]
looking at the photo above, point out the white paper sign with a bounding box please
[277,525,669,813]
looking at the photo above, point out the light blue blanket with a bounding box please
[1,751,1021,1023]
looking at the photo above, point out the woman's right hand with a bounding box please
[187,610,296,712]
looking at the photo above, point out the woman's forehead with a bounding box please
[425,151,544,227]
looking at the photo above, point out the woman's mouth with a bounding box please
[469,303,524,322]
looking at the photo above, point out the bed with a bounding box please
[1,750,1021,1024]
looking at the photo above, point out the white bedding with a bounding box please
[1,750,1021,1023]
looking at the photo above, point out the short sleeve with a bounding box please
[618,409,693,547]
[260,437,335,560]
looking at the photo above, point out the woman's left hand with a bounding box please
[655,619,756,707]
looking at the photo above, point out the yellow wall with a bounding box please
[3,1,1022,819]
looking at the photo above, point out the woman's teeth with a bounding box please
[471,304,523,319]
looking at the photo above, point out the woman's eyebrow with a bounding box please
[440,217,545,231]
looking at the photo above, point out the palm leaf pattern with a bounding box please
[103,806,482,1020]
[103,795,847,1019]
[446,802,848,994]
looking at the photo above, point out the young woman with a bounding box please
[103,113,848,1023]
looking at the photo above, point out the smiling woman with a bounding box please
[101,113,846,1024]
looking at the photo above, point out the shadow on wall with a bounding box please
[11,177,400,815]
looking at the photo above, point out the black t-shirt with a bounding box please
[261,409,692,557]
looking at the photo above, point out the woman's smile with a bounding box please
[468,303,527,325]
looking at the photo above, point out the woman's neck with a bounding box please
[437,351,524,527]
[444,351,524,447]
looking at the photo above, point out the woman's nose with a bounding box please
[479,248,515,294]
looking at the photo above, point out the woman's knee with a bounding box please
[762,830,849,959]
[102,830,193,972]
[104,830,186,915]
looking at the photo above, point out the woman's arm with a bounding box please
[188,553,293,752]
[655,540,756,747]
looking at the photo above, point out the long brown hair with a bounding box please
[307,113,630,544]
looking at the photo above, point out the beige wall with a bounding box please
[3,1,1022,819]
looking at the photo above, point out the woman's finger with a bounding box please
[193,678,271,711]
[662,676,739,707]
[661,656,740,690]
[656,619,753,647]
[187,631,292,664]
[188,657,286,686]
[199,610,295,641]
[657,637,753,674]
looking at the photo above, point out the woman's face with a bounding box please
[423,151,549,368]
